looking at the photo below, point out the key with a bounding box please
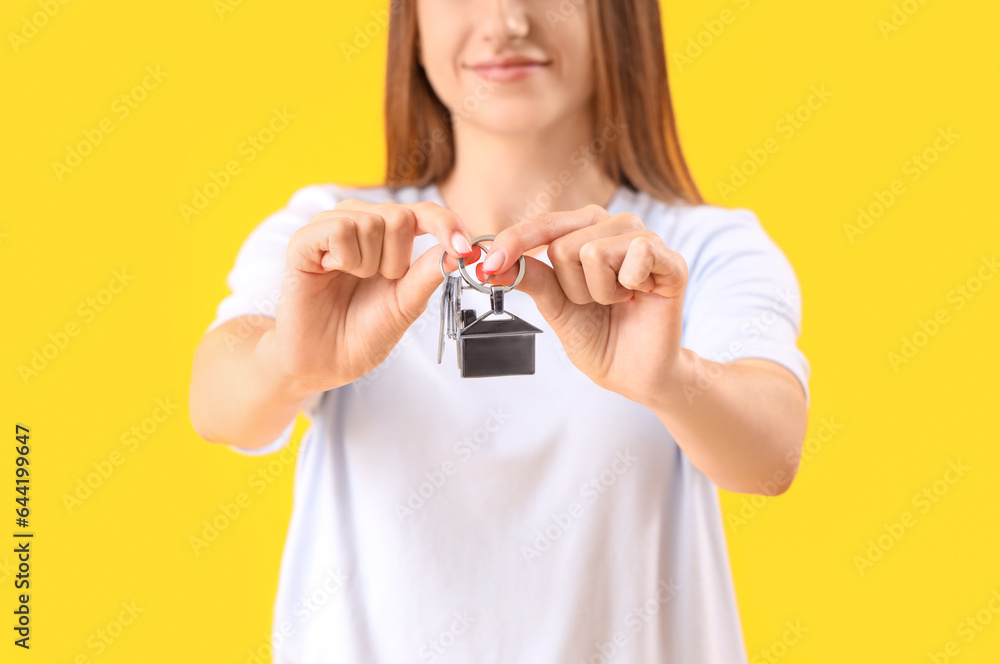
[437,274,462,364]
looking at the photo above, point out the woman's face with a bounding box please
[416,0,595,135]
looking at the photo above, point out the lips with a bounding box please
[466,56,551,82]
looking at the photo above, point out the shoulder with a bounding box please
[659,202,768,251]
[615,189,790,274]
[626,196,803,308]
[624,190,766,251]
[649,201,796,282]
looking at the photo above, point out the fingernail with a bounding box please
[451,232,473,256]
[481,248,506,274]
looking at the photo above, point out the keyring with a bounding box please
[439,234,526,294]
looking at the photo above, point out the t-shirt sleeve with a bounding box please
[205,183,341,456]
[677,205,811,406]
[206,183,343,335]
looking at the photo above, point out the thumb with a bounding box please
[394,243,456,320]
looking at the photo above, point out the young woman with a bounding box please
[190,0,810,661]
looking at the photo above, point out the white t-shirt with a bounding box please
[207,181,810,663]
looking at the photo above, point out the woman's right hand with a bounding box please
[260,199,479,394]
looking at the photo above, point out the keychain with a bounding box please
[437,235,542,378]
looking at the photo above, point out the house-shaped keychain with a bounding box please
[454,287,542,377]
[438,238,543,378]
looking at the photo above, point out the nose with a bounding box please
[483,0,529,44]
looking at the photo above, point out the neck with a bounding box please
[436,104,619,247]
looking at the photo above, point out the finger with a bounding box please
[481,204,611,276]
[548,212,646,305]
[486,255,570,323]
[334,198,475,262]
[398,200,476,260]
[351,212,386,278]
[580,236,639,305]
[474,252,503,286]
[395,244,467,322]
[334,199,475,270]
[618,234,688,298]
[331,200,417,279]
[375,205,416,280]
[578,232,687,302]
[289,211,370,274]
[312,212,380,277]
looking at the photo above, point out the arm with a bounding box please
[644,353,808,496]
[189,316,318,450]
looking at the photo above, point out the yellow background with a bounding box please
[3,0,997,661]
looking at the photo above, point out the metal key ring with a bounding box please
[439,234,526,295]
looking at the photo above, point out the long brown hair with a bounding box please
[383,0,703,206]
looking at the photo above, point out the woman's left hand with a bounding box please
[475,204,689,405]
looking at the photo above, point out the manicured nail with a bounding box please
[481,248,506,274]
[476,262,494,283]
[451,232,473,256]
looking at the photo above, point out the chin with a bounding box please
[452,101,563,135]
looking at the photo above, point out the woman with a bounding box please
[190,0,810,661]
